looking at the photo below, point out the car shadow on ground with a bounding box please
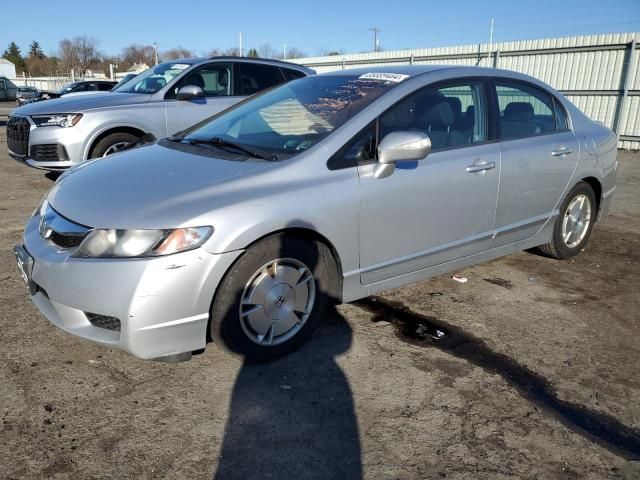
[213,306,362,480]
[355,296,640,461]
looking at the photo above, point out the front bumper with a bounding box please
[21,214,242,359]
[8,114,84,170]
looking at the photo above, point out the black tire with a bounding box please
[537,181,597,259]
[210,234,333,361]
[90,132,139,158]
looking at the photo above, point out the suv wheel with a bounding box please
[90,132,139,158]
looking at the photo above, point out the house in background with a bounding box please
[0,58,16,78]
[115,63,149,80]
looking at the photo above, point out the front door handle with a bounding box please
[551,147,573,156]
[466,161,496,173]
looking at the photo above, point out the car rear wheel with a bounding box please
[537,181,596,259]
[210,235,332,361]
[90,132,139,158]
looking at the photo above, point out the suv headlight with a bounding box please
[32,113,83,128]
[71,227,213,258]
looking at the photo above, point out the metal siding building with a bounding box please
[292,33,640,149]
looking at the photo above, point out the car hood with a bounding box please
[12,92,151,115]
[47,143,271,229]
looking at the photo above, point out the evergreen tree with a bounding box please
[2,42,26,73]
[29,41,45,59]
[247,48,259,58]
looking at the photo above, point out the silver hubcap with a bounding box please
[562,194,592,248]
[102,141,130,157]
[239,258,316,346]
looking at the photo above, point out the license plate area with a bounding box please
[13,245,36,295]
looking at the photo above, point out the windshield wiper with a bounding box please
[187,137,279,161]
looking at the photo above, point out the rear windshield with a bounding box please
[181,74,403,156]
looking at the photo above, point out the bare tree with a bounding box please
[161,46,194,61]
[283,46,306,59]
[207,48,224,57]
[257,43,278,59]
[58,36,101,76]
[224,47,240,56]
[119,44,155,70]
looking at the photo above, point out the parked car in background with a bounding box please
[16,86,39,106]
[13,65,617,362]
[45,80,117,99]
[17,80,118,106]
[7,57,314,170]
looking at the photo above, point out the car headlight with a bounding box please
[71,227,213,258]
[31,113,83,128]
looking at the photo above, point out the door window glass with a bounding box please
[328,122,377,170]
[167,63,232,99]
[495,81,558,140]
[380,81,487,151]
[239,63,286,95]
[283,68,307,81]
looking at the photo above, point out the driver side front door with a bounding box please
[357,78,500,285]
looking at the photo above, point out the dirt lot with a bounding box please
[0,101,639,479]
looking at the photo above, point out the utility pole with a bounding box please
[489,18,494,45]
[369,27,381,52]
[239,32,243,57]
[153,42,158,65]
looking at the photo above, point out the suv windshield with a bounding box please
[112,62,192,94]
[181,74,402,156]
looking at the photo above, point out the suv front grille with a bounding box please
[7,116,30,157]
[85,313,121,332]
[31,144,68,161]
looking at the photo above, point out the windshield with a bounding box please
[112,62,192,94]
[58,82,78,94]
[181,74,402,156]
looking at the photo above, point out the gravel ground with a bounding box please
[0,101,639,479]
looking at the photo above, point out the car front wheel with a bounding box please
[537,181,597,259]
[210,234,332,361]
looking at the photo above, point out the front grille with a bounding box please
[39,203,90,250]
[7,116,30,156]
[85,313,121,332]
[31,144,68,161]
[49,231,85,249]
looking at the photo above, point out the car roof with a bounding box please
[319,65,463,78]
[166,56,315,74]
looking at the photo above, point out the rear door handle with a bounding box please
[466,161,496,173]
[551,147,573,156]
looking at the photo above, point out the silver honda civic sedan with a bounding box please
[14,65,617,362]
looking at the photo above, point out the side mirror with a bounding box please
[177,85,204,101]
[375,131,431,179]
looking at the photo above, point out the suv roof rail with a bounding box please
[206,56,312,69]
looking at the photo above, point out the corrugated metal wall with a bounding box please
[291,33,640,149]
